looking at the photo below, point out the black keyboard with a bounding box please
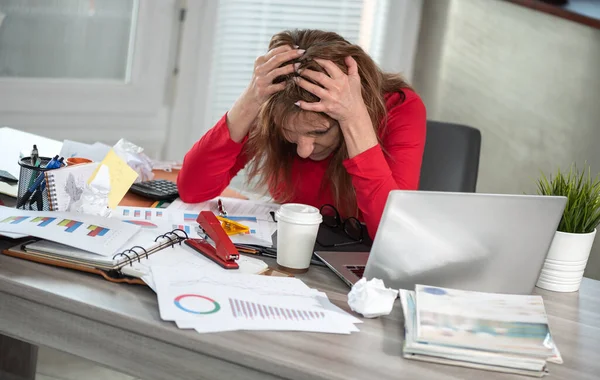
[129,179,179,201]
[345,265,365,278]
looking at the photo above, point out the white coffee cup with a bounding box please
[275,203,322,273]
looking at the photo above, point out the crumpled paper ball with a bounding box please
[347,277,398,318]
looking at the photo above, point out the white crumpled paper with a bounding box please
[113,138,154,183]
[347,278,398,318]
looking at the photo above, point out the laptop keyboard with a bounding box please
[345,265,365,278]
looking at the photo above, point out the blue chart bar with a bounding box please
[66,222,83,233]
[97,228,109,236]
[39,217,56,227]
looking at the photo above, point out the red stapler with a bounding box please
[184,211,240,269]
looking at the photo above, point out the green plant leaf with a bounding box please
[535,163,600,234]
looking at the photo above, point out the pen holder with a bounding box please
[16,157,64,211]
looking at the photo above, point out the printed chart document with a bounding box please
[152,266,361,334]
[0,206,140,256]
[113,206,174,232]
[167,197,279,245]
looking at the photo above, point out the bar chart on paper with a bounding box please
[228,298,326,321]
[58,219,83,233]
[0,216,28,224]
[31,217,56,227]
[117,207,165,229]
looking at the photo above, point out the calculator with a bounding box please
[129,179,179,201]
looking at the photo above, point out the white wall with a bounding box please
[413,0,600,279]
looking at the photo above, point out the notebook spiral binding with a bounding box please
[46,173,58,211]
[112,228,189,266]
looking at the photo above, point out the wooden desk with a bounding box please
[0,241,599,379]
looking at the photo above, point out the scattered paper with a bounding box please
[0,206,140,256]
[119,241,269,290]
[152,266,361,334]
[88,149,138,209]
[168,197,279,245]
[347,277,398,318]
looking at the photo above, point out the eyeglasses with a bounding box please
[316,204,364,247]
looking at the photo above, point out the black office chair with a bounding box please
[419,121,481,193]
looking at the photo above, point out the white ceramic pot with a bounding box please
[536,229,596,292]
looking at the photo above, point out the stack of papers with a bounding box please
[399,285,562,377]
[152,266,362,334]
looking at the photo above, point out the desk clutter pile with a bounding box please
[0,127,564,375]
[0,201,361,335]
[399,285,562,377]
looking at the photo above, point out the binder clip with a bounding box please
[215,216,250,236]
[184,211,240,269]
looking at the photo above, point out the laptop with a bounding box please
[315,191,566,294]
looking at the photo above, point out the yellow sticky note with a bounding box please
[88,149,138,209]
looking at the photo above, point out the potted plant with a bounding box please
[535,164,600,292]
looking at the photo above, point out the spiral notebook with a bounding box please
[2,228,269,285]
[44,163,100,212]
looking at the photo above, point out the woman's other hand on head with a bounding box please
[293,56,367,124]
[245,45,305,107]
[294,56,377,158]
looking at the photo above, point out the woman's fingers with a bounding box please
[314,58,344,79]
[298,69,335,90]
[295,100,326,112]
[345,56,359,77]
[262,48,305,74]
[266,82,286,95]
[261,45,292,63]
[266,63,296,81]
[294,77,328,99]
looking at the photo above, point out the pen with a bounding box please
[30,144,39,166]
[234,244,327,267]
[16,155,62,208]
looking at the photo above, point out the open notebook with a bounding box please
[0,207,270,286]
[3,229,269,287]
[44,162,100,211]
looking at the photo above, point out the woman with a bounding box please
[178,29,426,239]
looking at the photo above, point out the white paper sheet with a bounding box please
[0,206,140,256]
[167,197,279,245]
[152,266,361,334]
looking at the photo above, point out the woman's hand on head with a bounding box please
[227,45,304,142]
[294,57,378,158]
[293,56,368,123]
[244,45,305,107]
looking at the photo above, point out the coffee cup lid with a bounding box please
[276,203,322,225]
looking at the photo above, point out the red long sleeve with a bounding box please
[343,90,426,238]
[177,114,249,202]
[178,90,426,241]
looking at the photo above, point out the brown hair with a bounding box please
[244,29,412,217]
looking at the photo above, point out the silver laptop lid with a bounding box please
[364,191,566,294]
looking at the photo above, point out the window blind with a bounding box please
[206,0,367,126]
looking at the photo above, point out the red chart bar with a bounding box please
[88,227,101,237]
